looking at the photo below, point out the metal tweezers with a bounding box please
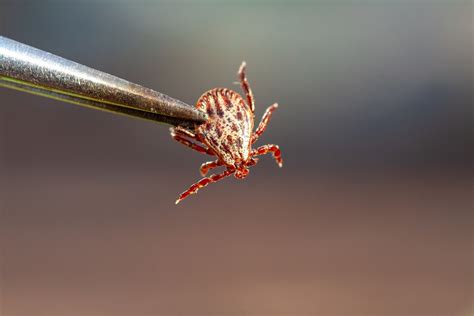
[0,36,207,129]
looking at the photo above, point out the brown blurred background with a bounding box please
[0,1,472,315]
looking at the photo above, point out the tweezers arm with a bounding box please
[0,36,207,126]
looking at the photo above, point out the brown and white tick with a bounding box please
[171,61,282,204]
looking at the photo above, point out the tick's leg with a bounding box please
[172,126,197,138]
[170,127,214,156]
[247,157,258,167]
[251,144,283,167]
[252,103,278,144]
[200,160,224,176]
[175,169,234,204]
[238,61,255,113]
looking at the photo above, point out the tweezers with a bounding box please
[0,36,207,129]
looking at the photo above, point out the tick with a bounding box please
[171,61,283,204]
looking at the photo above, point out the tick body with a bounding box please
[171,61,282,204]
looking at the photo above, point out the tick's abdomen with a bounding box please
[196,88,254,166]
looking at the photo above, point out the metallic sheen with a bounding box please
[0,36,207,127]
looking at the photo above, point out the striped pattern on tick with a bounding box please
[171,61,282,204]
[196,88,253,166]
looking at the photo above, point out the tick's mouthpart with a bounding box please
[234,167,249,179]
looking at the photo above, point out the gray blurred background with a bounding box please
[0,1,472,315]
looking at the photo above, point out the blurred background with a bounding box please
[0,1,472,315]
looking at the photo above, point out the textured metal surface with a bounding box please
[0,36,207,126]
[0,78,198,129]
